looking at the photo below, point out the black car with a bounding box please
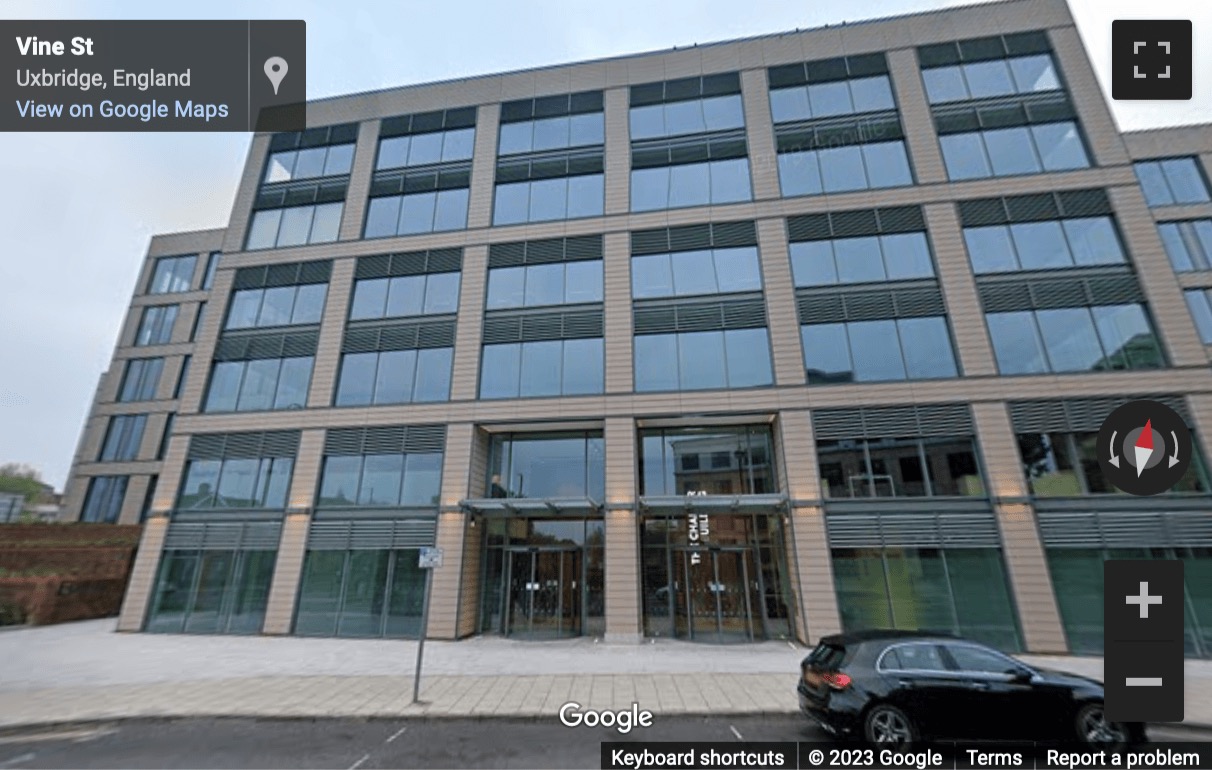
[797,630,1145,747]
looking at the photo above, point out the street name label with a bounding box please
[1,20,306,131]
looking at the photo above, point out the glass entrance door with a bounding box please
[505,547,583,639]
[673,547,761,643]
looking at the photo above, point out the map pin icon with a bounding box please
[264,56,288,95]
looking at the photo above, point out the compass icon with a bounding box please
[1097,400,1193,495]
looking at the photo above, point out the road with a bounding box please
[0,717,1206,769]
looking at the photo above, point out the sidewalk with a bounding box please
[1,620,1209,729]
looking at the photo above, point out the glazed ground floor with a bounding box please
[125,508,1212,657]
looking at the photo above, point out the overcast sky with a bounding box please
[2,0,1209,491]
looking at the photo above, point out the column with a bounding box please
[604,416,641,642]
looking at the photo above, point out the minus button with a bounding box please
[1126,677,1164,686]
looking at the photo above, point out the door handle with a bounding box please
[897,679,915,688]
[968,681,990,690]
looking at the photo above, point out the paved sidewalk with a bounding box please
[1,620,1210,729]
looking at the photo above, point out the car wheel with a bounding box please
[864,703,917,746]
[1075,702,1139,749]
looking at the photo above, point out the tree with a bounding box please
[0,463,49,502]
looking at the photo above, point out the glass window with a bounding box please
[710,158,751,203]
[489,432,604,500]
[702,95,745,131]
[423,272,461,314]
[940,133,992,180]
[374,349,416,404]
[149,255,197,294]
[528,178,568,222]
[414,347,452,402]
[629,104,665,140]
[81,476,127,523]
[359,454,404,505]
[984,127,1040,176]
[987,311,1049,374]
[639,426,775,496]
[273,357,313,409]
[899,317,958,378]
[1037,307,1104,371]
[634,334,679,392]
[323,144,355,176]
[264,151,296,183]
[819,146,866,193]
[402,453,443,505]
[136,305,178,346]
[724,328,773,388]
[433,188,469,232]
[670,162,711,208]
[202,252,221,290]
[567,174,604,219]
[1158,220,1212,272]
[882,233,934,280]
[1092,304,1163,370]
[493,182,529,225]
[335,352,378,406]
[385,276,426,318]
[480,343,522,399]
[179,460,221,508]
[441,128,475,161]
[364,196,401,238]
[245,209,282,250]
[1011,221,1069,270]
[963,59,1015,98]
[849,320,906,381]
[1033,123,1089,171]
[922,67,968,103]
[834,237,884,284]
[1160,158,1212,204]
[565,261,603,304]
[524,263,565,307]
[100,414,147,462]
[851,76,895,112]
[398,192,438,235]
[259,286,295,327]
[790,241,837,287]
[119,358,163,402]
[769,87,810,123]
[486,266,525,309]
[520,340,563,397]
[562,338,603,395]
[802,323,853,384]
[318,456,361,505]
[678,331,727,390]
[632,254,675,299]
[964,226,1019,273]
[714,247,762,292]
[1009,54,1060,92]
[671,250,717,296]
[533,116,572,151]
[235,359,280,411]
[291,148,327,179]
[569,113,605,147]
[862,142,913,188]
[1062,218,1123,266]
[204,361,244,412]
[778,152,823,197]
[1186,290,1212,344]
[276,206,314,247]
[808,81,853,117]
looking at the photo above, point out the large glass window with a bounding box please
[350,273,460,320]
[377,128,475,170]
[640,426,774,496]
[631,158,752,212]
[630,95,744,140]
[205,357,314,412]
[634,329,772,392]
[202,252,221,290]
[818,436,985,498]
[500,114,603,154]
[770,75,895,122]
[1158,220,1212,272]
[1186,289,1212,344]
[986,305,1163,374]
[1046,548,1212,658]
[922,54,1061,104]
[148,255,197,294]
[493,174,604,225]
[790,234,933,286]
[479,338,603,398]
[963,217,1125,273]
[99,414,147,462]
[225,284,327,329]
[833,547,1021,651]
[177,458,293,509]
[81,476,128,523]
[246,203,343,250]
[317,453,443,507]
[264,143,355,183]
[364,188,470,237]
[487,262,602,308]
[631,247,761,298]
[1018,431,1208,496]
[334,348,452,406]
[135,305,178,346]
[295,548,426,638]
[801,317,958,383]
[146,548,276,636]
[118,358,163,402]
[488,432,604,500]
[940,122,1089,180]
[1135,158,1212,207]
[778,140,913,197]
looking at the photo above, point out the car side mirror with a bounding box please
[1009,668,1033,683]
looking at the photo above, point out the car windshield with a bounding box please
[806,643,848,670]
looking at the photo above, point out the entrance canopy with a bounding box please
[459,496,602,516]
[638,493,788,516]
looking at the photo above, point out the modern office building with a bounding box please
[62,0,1212,655]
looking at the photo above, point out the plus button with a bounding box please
[1126,581,1163,619]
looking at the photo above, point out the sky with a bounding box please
[1,0,1209,491]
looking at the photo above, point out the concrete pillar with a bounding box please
[604,416,640,642]
[261,428,325,634]
[116,514,168,631]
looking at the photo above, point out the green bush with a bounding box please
[0,604,26,626]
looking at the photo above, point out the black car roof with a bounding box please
[818,629,959,646]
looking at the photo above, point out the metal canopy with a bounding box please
[459,497,602,516]
[638,493,788,515]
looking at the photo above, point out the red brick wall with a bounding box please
[0,576,130,625]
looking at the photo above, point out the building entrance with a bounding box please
[505,546,583,639]
[671,546,761,643]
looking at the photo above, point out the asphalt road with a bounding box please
[0,717,1206,769]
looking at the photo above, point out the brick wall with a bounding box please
[0,576,130,625]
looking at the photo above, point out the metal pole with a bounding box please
[412,566,433,704]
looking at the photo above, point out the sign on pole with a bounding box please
[412,546,444,704]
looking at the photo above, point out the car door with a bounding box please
[942,643,1042,739]
[878,642,970,738]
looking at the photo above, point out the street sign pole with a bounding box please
[412,566,432,704]
[412,546,443,705]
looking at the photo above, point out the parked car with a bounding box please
[797,630,1145,747]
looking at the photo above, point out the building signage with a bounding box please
[686,490,709,565]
